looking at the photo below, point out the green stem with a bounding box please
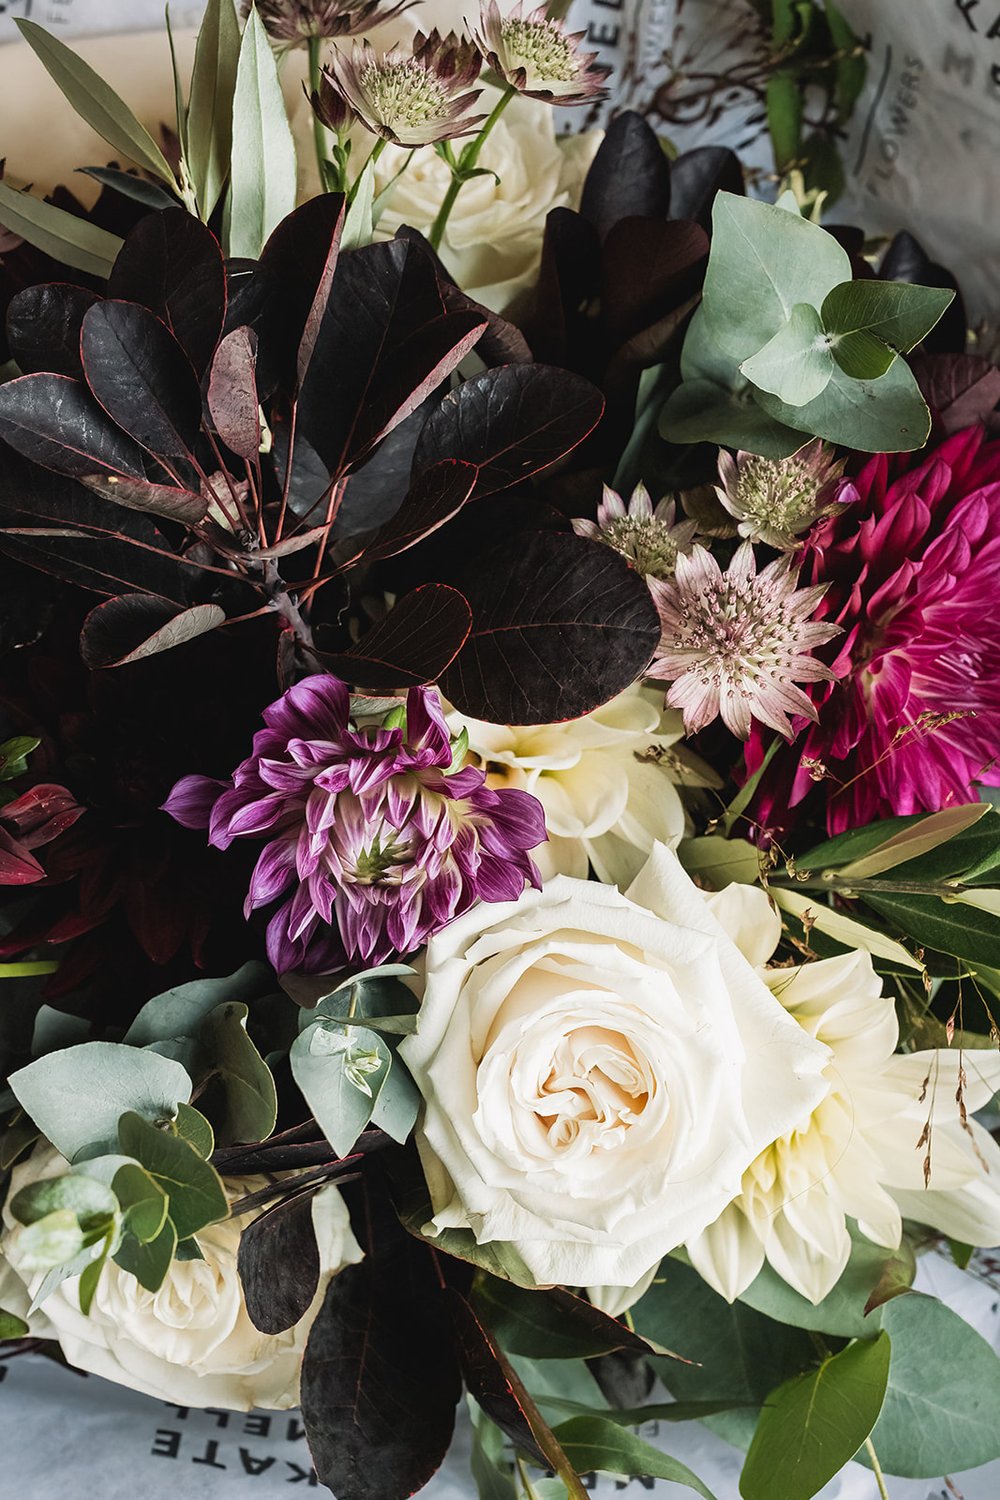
[0,960,59,978]
[428,84,516,251]
[772,874,975,898]
[864,1436,890,1500]
[307,36,331,187]
[348,136,387,207]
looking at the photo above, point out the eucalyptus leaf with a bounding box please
[174,1100,215,1160]
[228,6,297,259]
[752,354,931,453]
[739,1333,890,1500]
[113,1215,178,1293]
[0,181,122,279]
[863,1293,1000,1477]
[117,1110,229,1240]
[700,191,851,362]
[822,279,955,357]
[369,1056,420,1145]
[10,1172,118,1233]
[124,963,271,1047]
[9,1043,192,1162]
[201,1001,277,1146]
[290,1021,389,1158]
[112,1162,169,1244]
[739,302,834,406]
[16,19,177,186]
[17,1209,86,1271]
[736,1227,914,1340]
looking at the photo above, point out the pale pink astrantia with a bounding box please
[715,440,858,552]
[323,33,484,147]
[163,675,545,974]
[572,483,697,580]
[471,0,611,106]
[647,542,841,740]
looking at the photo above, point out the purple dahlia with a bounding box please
[746,425,1000,834]
[164,675,545,973]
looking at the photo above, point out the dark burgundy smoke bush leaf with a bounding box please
[5,282,99,379]
[580,110,673,241]
[0,372,147,479]
[441,531,660,723]
[413,365,605,499]
[320,583,473,691]
[80,300,204,458]
[79,595,226,668]
[107,208,227,375]
[238,1190,322,1337]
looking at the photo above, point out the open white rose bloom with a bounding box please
[448,684,715,887]
[1,1150,361,1410]
[687,884,1000,1305]
[400,843,829,1290]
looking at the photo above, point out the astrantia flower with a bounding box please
[715,440,856,551]
[746,426,1000,833]
[572,483,697,580]
[253,0,415,44]
[471,0,611,106]
[163,675,545,974]
[647,542,840,739]
[323,34,483,146]
[686,884,1000,1305]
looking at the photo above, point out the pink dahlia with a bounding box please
[164,675,545,974]
[647,542,840,739]
[746,426,1000,834]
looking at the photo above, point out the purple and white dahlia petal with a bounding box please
[164,675,546,974]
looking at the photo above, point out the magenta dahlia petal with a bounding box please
[161,775,227,829]
[746,424,1000,834]
[164,672,547,973]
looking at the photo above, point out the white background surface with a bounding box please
[2,1251,1000,1499]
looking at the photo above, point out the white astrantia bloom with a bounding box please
[445,683,716,888]
[1,1149,362,1410]
[399,844,829,1291]
[686,883,1000,1306]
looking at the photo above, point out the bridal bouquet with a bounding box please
[3,2,1000,1497]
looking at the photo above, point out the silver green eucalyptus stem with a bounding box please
[428,83,517,251]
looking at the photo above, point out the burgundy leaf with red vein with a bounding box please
[320,583,472,690]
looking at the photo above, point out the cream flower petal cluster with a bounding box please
[399,844,829,1290]
[447,683,714,888]
[686,884,1000,1306]
[1,1150,362,1410]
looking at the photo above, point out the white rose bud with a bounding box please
[399,843,829,1296]
[1,1147,361,1411]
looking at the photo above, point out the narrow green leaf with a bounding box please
[840,803,989,879]
[740,302,834,407]
[228,5,297,258]
[864,889,1000,967]
[78,1223,115,1314]
[554,1416,718,1500]
[766,72,802,171]
[772,886,924,970]
[187,0,242,219]
[342,157,376,251]
[0,1308,30,1340]
[16,19,177,186]
[165,4,188,157]
[0,180,122,279]
[740,1334,891,1500]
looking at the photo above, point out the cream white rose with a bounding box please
[370,86,601,311]
[687,884,1000,1306]
[2,1148,362,1410]
[448,684,716,887]
[399,844,828,1290]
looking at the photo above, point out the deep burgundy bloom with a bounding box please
[0,784,82,885]
[746,426,1000,834]
[165,675,546,973]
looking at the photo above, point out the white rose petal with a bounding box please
[400,844,829,1295]
[2,1149,362,1411]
